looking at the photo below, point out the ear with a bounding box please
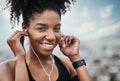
[22,22,27,31]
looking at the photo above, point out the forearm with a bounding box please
[75,65,92,81]
[70,54,92,81]
[15,56,29,81]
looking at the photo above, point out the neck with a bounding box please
[26,46,54,81]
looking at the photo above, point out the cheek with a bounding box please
[28,31,43,42]
[28,35,43,42]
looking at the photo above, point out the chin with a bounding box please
[38,49,54,56]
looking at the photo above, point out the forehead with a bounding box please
[30,10,60,23]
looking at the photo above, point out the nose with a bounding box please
[45,31,56,42]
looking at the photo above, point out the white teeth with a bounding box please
[42,44,53,48]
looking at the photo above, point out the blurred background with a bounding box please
[0,0,120,81]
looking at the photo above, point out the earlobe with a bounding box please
[22,22,27,30]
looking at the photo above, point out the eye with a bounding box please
[54,26,60,32]
[36,27,45,31]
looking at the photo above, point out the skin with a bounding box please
[0,10,92,81]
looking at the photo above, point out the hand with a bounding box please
[59,35,81,61]
[7,30,28,58]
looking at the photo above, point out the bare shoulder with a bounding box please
[58,56,72,68]
[56,55,77,78]
[0,59,15,81]
[0,59,15,70]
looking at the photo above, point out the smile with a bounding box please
[40,43,55,50]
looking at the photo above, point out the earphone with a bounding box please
[23,29,27,32]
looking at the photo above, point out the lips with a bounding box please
[40,43,55,50]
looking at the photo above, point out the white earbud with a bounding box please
[23,29,27,32]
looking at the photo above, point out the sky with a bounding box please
[61,0,120,39]
[0,0,120,51]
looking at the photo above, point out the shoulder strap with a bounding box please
[26,63,35,81]
[54,55,70,81]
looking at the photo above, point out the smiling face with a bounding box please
[26,10,62,56]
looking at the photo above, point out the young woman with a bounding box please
[0,0,92,81]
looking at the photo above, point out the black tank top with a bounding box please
[26,55,70,81]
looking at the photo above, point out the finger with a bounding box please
[9,31,28,40]
[7,31,28,46]
[59,34,67,48]
[64,35,72,47]
[59,34,65,41]
[68,36,73,45]
[59,41,63,49]
[60,35,69,47]
[65,36,69,46]
[71,36,80,43]
[59,38,65,49]
[13,31,28,40]
[19,31,28,37]
[20,36,24,46]
[9,30,20,38]
[64,36,76,46]
[18,31,28,47]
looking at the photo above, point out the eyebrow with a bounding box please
[54,23,61,27]
[35,23,61,27]
[35,23,47,27]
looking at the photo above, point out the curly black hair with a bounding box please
[6,0,76,27]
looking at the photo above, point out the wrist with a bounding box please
[15,54,26,61]
[72,59,86,69]
[69,53,83,63]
